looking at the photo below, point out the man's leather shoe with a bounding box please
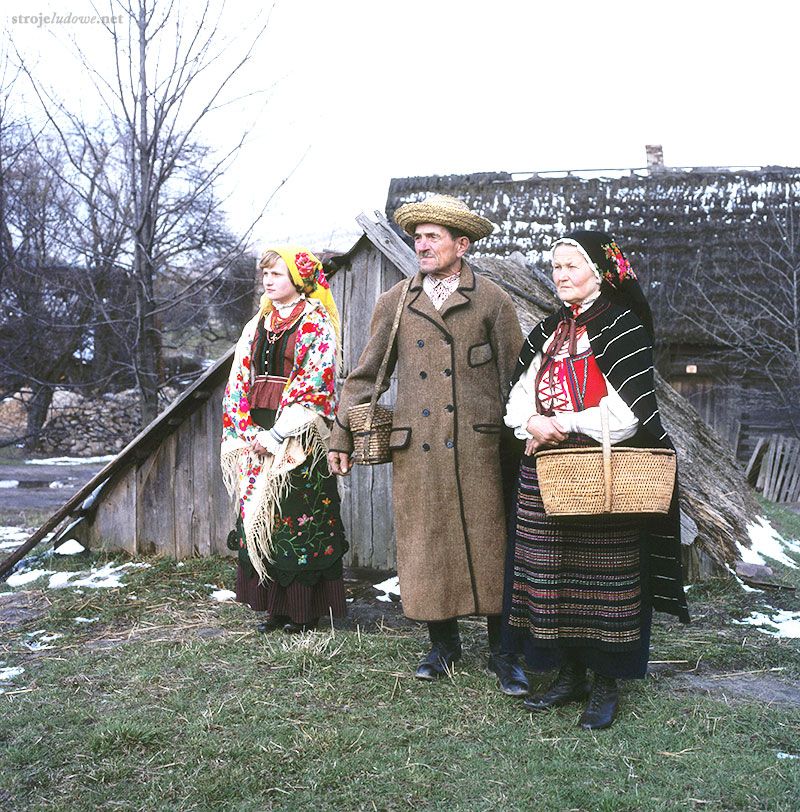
[414,643,461,680]
[523,661,590,712]
[578,675,619,730]
[487,652,529,696]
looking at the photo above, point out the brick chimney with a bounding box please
[646,144,665,173]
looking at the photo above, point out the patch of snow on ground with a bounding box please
[26,455,115,466]
[724,563,762,593]
[0,480,20,488]
[777,752,800,760]
[22,631,63,651]
[54,539,85,556]
[48,572,75,588]
[210,589,236,602]
[74,616,99,624]
[739,517,799,569]
[373,576,401,603]
[48,480,69,489]
[6,568,53,587]
[734,609,800,638]
[0,527,30,542]
[60,562,151,590]
[0,666,24,680]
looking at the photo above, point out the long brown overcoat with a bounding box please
[330,262,524,621]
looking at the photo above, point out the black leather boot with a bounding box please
[486,615,529,696]
[415,619,462,680]
[523,660,590,712]
[578,674,619,730]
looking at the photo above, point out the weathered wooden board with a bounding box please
[90,469,138,555]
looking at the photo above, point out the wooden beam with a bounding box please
[355,212,418,278]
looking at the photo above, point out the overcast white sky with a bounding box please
[7,0,799,252]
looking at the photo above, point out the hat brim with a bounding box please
[394,201,495,242]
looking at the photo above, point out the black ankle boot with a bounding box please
[578,674,619,730]
[415,619,461,680]
[487,652,529,696]
[414,642,462,680]
[523,660,589,712]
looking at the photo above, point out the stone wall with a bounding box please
[38,389,143,456]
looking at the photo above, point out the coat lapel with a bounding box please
[407,272,451,337]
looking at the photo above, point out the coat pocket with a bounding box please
[388,427,412,450]
[472,424,502,434]
[468,341,494,367]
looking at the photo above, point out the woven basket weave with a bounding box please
[534,401,676,516]
[348,402,393,465]
[535,445,676,515]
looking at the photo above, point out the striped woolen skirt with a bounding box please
[507,446,644,654]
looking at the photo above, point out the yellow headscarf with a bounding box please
[257,245,342,354]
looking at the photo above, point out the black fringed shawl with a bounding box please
[512,293,690,623]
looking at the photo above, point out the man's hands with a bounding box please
[524,414,567,455]
[327,451,352,476]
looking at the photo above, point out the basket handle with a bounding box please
[364,277,412,433]
[600,399,612,512]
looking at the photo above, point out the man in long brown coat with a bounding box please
[328,195,528,696]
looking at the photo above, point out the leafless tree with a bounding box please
[20,0,272,424]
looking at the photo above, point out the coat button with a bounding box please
[417,339,425,347]
[422,443,431,452]
[445,404,454,412]
[419,371,427,379]
[445,440,454,449]
[444,368,452,376]
[422,408,430,417]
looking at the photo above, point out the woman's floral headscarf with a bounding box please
[257,246,341,361]
[551,230,654,340]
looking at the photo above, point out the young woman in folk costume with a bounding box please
[502,231,689,729]
[221,247,348,633]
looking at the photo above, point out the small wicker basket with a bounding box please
[348,402,394,465]
[347,278,411,467]
[534,402,676,516]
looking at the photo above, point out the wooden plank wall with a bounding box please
[329,245,404,570]
[87,377,235,558]
[87,241,406,570]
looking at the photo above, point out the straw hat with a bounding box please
[393,194,495,242]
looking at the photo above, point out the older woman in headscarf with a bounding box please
[221,247,348,633]
[502,231,689,729]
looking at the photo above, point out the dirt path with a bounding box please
[0,460,107,513]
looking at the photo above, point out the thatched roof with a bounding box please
[387,166,800,345]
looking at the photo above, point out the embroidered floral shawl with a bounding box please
[220,299,338,582]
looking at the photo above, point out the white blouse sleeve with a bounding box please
[555,380,639,444]
[503,353,542,440]
[255,403,317,454]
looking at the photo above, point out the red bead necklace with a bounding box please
[268,299,305,341]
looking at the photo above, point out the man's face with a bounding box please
[413,223,468,275]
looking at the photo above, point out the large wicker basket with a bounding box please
[348,402,393,465]
[534,402,676,516]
